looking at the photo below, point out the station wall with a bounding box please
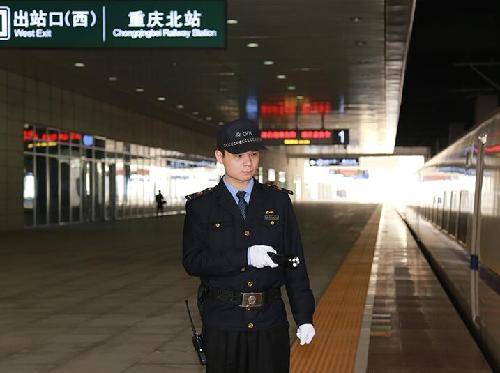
[0,68,215,231]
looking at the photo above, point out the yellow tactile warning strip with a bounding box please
[290,205,382,373]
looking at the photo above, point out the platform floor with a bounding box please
[363,206,491,372]
[288,205,491,373]
[0,203,377,373]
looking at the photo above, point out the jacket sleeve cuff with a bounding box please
[235,248,249,272]
[294,314,313,327]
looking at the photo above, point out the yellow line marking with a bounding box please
[290,205,382,373]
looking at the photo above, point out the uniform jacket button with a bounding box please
[248,322,254,329]
[244,230,250,236]
[247,281,253,287]
[241,267,246,272]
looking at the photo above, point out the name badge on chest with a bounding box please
[264,210,279,221]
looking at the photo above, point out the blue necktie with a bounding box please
[236,191,248,219]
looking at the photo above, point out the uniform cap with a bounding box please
[216,119,266,154]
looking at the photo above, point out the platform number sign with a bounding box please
[332,129,349,145]
[0,6,10,40]
[261,128,350,146]
[337,130,345,144]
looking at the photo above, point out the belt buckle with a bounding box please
[240,292,264,308]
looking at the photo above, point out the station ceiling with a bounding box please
[0,0,415,155]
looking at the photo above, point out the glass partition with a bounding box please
[23,124,219,227]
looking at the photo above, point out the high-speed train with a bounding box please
[402,111,500,371]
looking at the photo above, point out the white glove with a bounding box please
[296,323,315,345]
[248,245,278,268]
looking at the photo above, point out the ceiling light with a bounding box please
[263,60,274,66]
[296,95,304,100]
[192,111,199,115]
[206,116,212,121]
[176,104,184,109]
[288,86,296,90]
[135,88,144,92]
[351,16,363,23]
[157,96,166,101]
[108,76,118,81]
[74,62,85,68]
[300,67,311,72]
[247,42,259,48]
[218,72,235,76]
[218,122,224,126]
[355,40,366,47]
[227,19,238,25]
[277,74,286,79]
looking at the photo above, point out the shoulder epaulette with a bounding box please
[263,182,294,195]
[185,187,215,201]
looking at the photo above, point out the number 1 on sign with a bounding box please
[338,130,345,144]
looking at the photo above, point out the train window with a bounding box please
[443,191,450,232]
[465,144,475,168]
[465,151,471,167]
[457,190,469,247]
[449,191,458,238]
[432,196,438,224]
[437,193,444,229]
[431,197,435,223]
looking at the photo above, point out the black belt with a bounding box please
[207,287,281,308]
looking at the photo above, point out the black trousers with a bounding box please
[204,324,290,373]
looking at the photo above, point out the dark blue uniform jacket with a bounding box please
[182,178,315,331]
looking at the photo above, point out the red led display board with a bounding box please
[261,102,331,116]
[24,129,83,149]
[24,130,81,142]
[260,129,349,146]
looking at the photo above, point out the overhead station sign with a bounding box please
[261,129,349,146]
[0,1,225,47]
